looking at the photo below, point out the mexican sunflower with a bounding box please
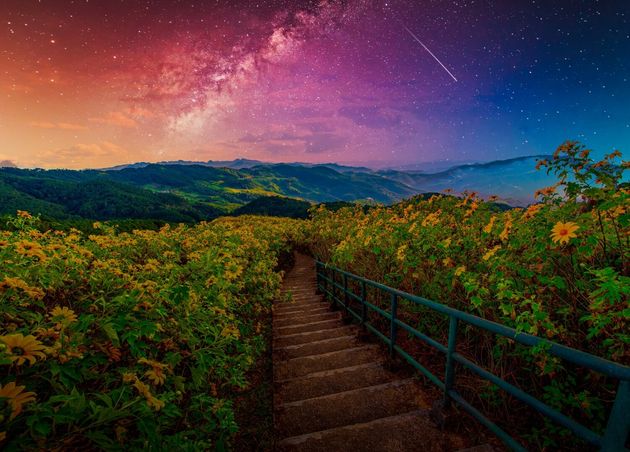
[50,306,78,324]
[0,381,36,419]
[0,334,47,366]
[550,222,579,245]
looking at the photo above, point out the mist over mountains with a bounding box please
[0,155,554,222]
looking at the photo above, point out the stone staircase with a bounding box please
[273,253,474,451]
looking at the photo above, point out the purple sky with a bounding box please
[1,0,628,168]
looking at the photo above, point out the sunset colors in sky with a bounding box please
[1,0,628,169]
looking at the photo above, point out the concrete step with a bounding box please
[275,379,428,437]
[274,345,380,381]
[274,307,327,317]
[273,325,358,347]
[274,302,327,314]
[275,361,394,403]
[285,297,324,304]
[274,318,344,337]
[274,334,357,360]
[277,410,465,452]
[273,312,340,328]
[276,298,324,306]
[277,297,322,304]
[284,290,319,295]
[274,306,329,319]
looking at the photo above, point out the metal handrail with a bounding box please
[315,260,630,452]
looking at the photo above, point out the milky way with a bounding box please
[1,0,628,169]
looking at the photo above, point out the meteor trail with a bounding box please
[402,25,458,82]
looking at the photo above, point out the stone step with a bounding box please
[274,302,326,313]
[274,307,327,317]
[274,318,344,337]
[274,334,357,360]
[285,294,320,299]
[275,361,393,403]
[277,410,465,452]
[275,379,428,437]
[284,296,323,303]
[274,345,380,381]
[274,306,330,319]
[273,325,358,347]
[276,298,324,306]
[273,312,340,328]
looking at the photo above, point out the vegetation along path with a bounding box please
[272,253,481,451]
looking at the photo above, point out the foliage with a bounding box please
[232,196,312,219]
[304,142,628,446]
[0,162,415,223]
[0,171,225,223]
[0,214,303,449]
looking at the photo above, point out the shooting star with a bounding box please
[402,25,458,82]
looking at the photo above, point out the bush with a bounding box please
[0,215,302,449]
[304,142,628,448]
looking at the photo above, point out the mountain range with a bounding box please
[0,155,555,222]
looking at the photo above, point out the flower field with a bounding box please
[0,215,302,449]
[304,143,628,447]
[0,141,627,450]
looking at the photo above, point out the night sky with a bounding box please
[1,0,628,169]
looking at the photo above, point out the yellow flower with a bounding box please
[17,210,32,219]
[396,245,407,262]
[483,245,501,261]
[122,372,137,383]
[132,378,165,411]
[14,240,47,261]
[0,431,5,442]
[421,210,441,227]
[551,222,579,245]
[483,216,496,233]
[499,214,513,241]
[138,358,169,386]
[0,381,36,419]
[220,325,240,339]
[523,204,542,219]
[0,334,47,366]
[465,201,479,218]
[455,266,466,276]
[0,277,45,300]
[50,306,78,324]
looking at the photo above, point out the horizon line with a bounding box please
[0,154,552,172]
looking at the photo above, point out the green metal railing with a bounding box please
[315,260,630,452]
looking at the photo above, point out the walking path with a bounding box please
[273,253,475,451]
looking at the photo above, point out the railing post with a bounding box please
[331,269,336,307]
[389,293,398,358]
[360,280,367,325]
[444,316,458,407]
[601,380,630,451]
[343,273,349,313]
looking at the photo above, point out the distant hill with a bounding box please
[0,163,413,221]
[377,155,553,206]
[104,158,265,171]
[0,168,223,222]
[102,155,556,205]
[0,155,556,222]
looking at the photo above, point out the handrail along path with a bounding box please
[315,260,630,452]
